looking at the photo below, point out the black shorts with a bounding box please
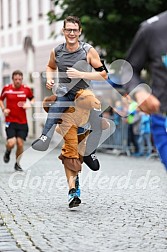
[5,122,29,141]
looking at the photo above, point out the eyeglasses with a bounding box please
[64,28,80,34]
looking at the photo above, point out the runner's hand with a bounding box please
[135,91,160,114]
[23,101,32,110]
[3,108,10,116]
[46,80,54,90]
[66,67,83,79]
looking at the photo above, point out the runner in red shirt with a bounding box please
[0,70,34,171]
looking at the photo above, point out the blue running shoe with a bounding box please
[68,188,81,208]
[75,175,80,197]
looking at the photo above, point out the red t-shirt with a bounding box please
[0,84,34,124]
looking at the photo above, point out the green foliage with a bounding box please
[47,0,167,62]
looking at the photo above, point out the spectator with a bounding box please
[138,113,152,157]
[126,101,140,155]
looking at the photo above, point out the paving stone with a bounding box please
[0,141,166,251]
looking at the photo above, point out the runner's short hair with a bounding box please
[64,16,81,30]
[12,70,23,79]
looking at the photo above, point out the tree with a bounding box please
[48,0,167,62]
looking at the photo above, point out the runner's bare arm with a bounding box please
[46,49,58,89]
[66,47,107,81]
[0,100,10,115]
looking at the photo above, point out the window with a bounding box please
[17,0,21,24]
[50,0,55,10]
[27,0,32,22]
[3,76,10,86]
[8,33,13,46]
[8,0,12,27]
[38,0,43,18]
[17,31,22,45]
[38,25,44,40]
[0,0,4,29]
[0,36,5,47]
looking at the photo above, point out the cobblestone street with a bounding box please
[0,141,167,252]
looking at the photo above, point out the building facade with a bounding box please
[0,0,64,138]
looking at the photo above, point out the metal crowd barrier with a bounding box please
[98,117,130,155]
[98,117,159,160]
